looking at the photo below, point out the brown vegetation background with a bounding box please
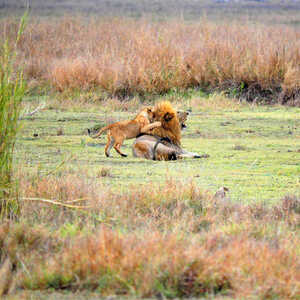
[1,17,300,103]
[0,174,299,298]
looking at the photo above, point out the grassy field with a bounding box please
[16,94,300,204]
[0,93,298,299]
[1,7,300,299]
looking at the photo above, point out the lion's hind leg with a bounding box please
[132,141,152,159]
[177,150,210,159]
[113,135,127,157]
[105,132,114,157]
[154,142,178,161]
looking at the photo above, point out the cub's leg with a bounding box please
[105,132,114,157]
[113,136,127,157]
[140,121,161,133]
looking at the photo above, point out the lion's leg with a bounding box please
[177,149,209,159]
[105,133,114,157]
[154,142,178,161]
[113,136,127,157]
[140,121,161,134]
[114,143,127,157]
[132,142,152,159]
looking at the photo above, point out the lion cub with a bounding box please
[90,107,161,157]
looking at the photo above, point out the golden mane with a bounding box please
[150,101,181,146]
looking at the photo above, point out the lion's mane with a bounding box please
[150,101,181,146]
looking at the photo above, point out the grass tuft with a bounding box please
[0,13,27,219]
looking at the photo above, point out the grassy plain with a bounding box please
[16,93,300,204]
[1,5,300,299]
[0,93,298,299]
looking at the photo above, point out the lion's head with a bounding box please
[150,101,181,146]
[177,110,189,130]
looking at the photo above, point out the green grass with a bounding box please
[4,95,300,297]
[15,95,300,205]
[0,12,27,218]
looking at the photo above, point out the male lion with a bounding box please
[146,101,181,146]
[132,102,208,160]
[90,107,161,157]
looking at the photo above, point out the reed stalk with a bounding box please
[0,12,27,219]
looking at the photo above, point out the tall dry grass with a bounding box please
[1,17,300,103]
[0,172,298,298]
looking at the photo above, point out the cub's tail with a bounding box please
[89,125,110,138]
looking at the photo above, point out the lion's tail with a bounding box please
[91,125,111,138]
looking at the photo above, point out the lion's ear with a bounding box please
[164,112,174,122]
[149,109,155,117]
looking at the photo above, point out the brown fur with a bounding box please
[91,107,161,157]
[132,106,207,160]
[149,101,181,146]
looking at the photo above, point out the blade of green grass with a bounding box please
[0,12,28,219]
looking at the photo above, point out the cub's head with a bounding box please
[177,111,189,130]
[146,107,156,122]
[138,107,155,122]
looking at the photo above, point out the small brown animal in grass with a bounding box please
[90,107,161,157]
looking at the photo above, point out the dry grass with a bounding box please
[1,17,300,103]
[0,172,299,298]
[189,92,242,111]
[21,229,299,298]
